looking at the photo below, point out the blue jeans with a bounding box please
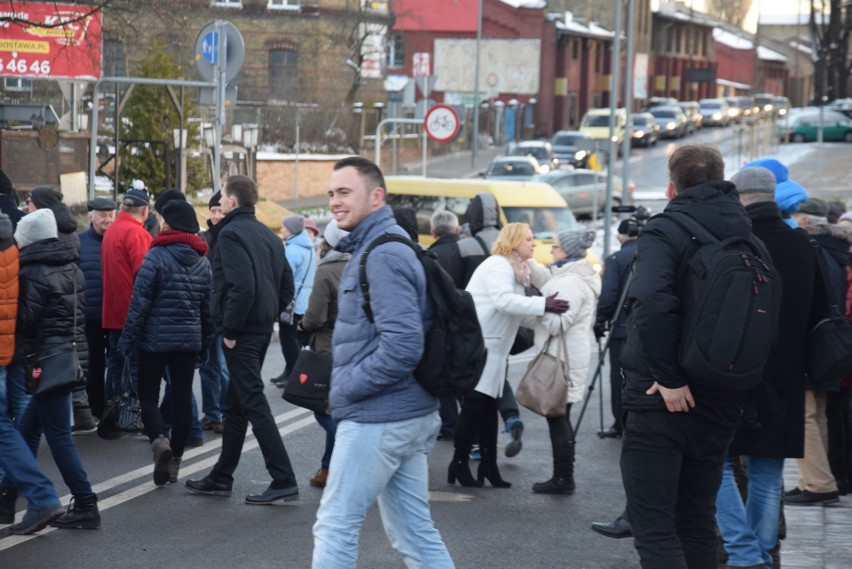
[0,366,61,510]
[312,411,454,569]
[6,359,30,427]
[2,390,93,496]
[716,457,784,569]
[199,335,230,423]
[314,412,337,469]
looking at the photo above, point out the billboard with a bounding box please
[434,39,540,95]
[0,2,103,80]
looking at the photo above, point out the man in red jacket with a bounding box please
[102,186,152,399]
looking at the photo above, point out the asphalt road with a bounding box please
[0,346,637,568]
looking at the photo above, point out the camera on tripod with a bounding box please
[611,205,651,237]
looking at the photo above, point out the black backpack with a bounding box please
[660,212,781,391]
[359,234,487,397]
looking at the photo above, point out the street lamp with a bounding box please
[241,123,259,180]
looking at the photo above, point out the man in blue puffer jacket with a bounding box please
[78,198,116,420]
[312,156,453,568]
[271,214,315,387]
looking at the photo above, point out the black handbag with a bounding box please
[25,271,86,398]
[282,349,332,414]
[97,358,144,439]
[806,239,852,387]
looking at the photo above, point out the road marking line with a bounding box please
[0,409,313,550]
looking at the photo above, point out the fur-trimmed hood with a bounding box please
[801,222,852,244]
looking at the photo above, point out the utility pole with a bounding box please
[621,0,635,204]
[604,0,623,260]
[471,0,483,168]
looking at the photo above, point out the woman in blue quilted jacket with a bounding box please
[119,201,214,486]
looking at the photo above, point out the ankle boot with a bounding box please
[0,487,18,524]
[168,457,182,484]
[447,458,483,487]
[477,448,511,488]
[532,475,575,495]
[52,493,101,529]
[152,435,173,487]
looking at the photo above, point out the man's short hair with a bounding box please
[334,156,386,193]
[431,210,459,237]
[668,144,725,193]
[224,175,258,207]
[120,202,147,215]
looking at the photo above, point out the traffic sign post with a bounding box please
[424,105,460,143]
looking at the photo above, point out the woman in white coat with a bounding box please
[449,223,569,488]
[531,229,600,495]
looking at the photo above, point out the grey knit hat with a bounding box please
[323,219,349,248]
[283,214,305,235]
[15,208,57,248]
[557,229,595,259]
[731,166,777,194]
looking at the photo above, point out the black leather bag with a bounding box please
[97,358,144,439]
[282,349,332,414]
[25,344,86,398]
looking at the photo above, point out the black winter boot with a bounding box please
[51,493,101,529]
[532,476,575,495]
[0,487,18,524]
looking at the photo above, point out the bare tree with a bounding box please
[705,0,753,29]
[810,0,852,101]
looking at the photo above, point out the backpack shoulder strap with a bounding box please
[473,234,490,256]
[657,211,718,245]
[359,233,419,323]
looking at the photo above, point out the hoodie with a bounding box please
[285,229,316,315]
[457,192,503,287]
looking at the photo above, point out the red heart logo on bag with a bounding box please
[32,367,42,379]
[299,373,308,384]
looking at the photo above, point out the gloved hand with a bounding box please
[593,323,606,340]
[544,293,569,314]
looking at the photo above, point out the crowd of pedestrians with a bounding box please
[0,145,850,569]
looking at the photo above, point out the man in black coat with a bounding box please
[714,166,823,568]
[187,175,299,505]
[619,144,751,569]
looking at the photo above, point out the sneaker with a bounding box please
[186,477,232,497]
[469,444,482,461]
[269,371,287,385]
[504,416,524,458]
[72,407,97,434]
[785,489,839,506]
[245,485,299,505]
[8,505,64,535]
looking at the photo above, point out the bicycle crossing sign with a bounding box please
[424,105,460,143]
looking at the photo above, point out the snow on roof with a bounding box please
[497,0,547,8]
[588,22,615,38]
[758,45,788,62]
[759,13,828,26]
[555,19,614,39]
[713,27,753,50]
[789,40,813,55]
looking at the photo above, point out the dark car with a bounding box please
[699,98,731,127]
[649,106,688,138]
[550,130,593,169]
[483,156,539,179]
[631,112,660,146]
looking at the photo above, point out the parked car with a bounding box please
[646,97,679,110]
[775,96,791,117]
[533,169,633,217]
[724,97,744,123]
[677,101,701,133]
[631,112,660,146]
[508,140,558,172]
[550,130,593,169]
[778,111,852,142]
[699,98,731,127]
[648,105,688,138]
[483,156,540,179]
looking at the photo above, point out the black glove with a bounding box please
[593,323,606,340]
[544,293,569,314]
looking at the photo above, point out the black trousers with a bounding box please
[826,387,852,493]
[454,392,498,459]
[278,316,303,379]
[211,333,296,488]
[84,320,109,418]
[608,338,625,433]
[621,409,739,569]
[545,403,574,478]
[137,351,198,457]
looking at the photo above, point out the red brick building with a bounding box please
[650,6,717,101]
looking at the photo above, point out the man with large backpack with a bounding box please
[620,144,779,569]
[312,156,454,568]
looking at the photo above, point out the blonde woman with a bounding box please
[450,223,569,488]
[532,229,600,495]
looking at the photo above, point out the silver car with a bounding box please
[533,169,632,217]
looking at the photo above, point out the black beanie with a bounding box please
[392,207,419,241]
[30,186,63,209]
[154,188,185,214]
[0,170,14,196]
[208,190,221,209]
[162,200,199,234]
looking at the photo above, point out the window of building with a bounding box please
[268,0,299,8]
[212,0,241,7]
[103,39,126,77]
[4,78,32,91]
[572,40,579,60]
[269,48,298,99]
[594,45,601,73]
[387,33,405,69]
